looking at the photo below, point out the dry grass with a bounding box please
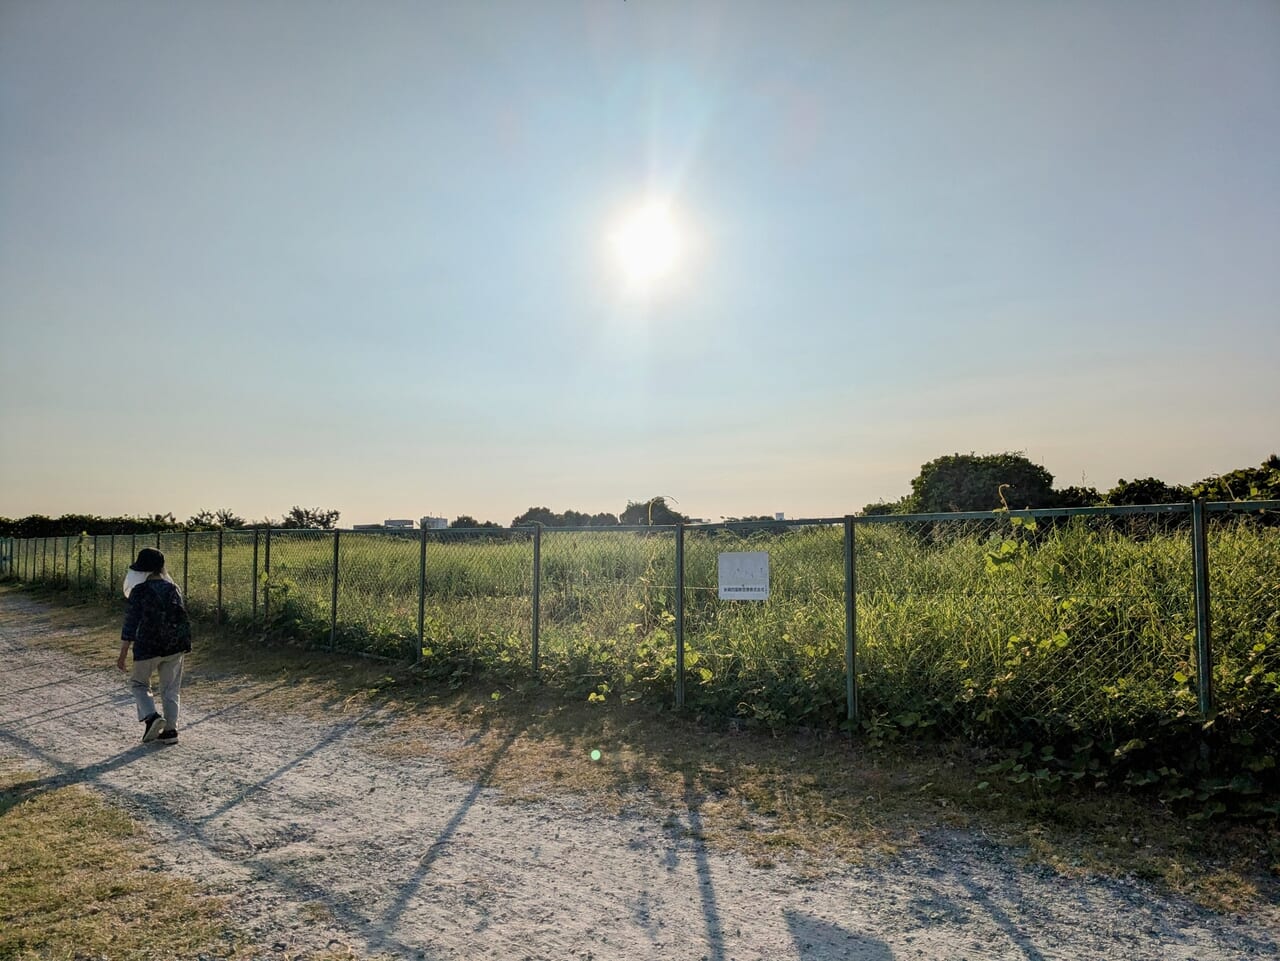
[6,583,1278,916]
[0,760,238,961]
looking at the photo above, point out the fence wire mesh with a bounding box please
[1206,505,1280,748]
[262,530,335,640]
[856,512,1197,739]
[4,504,1277,748]
[419,527,534,677]
[338,531,420,658]
[536,527,674,697]
[683,522,846,725]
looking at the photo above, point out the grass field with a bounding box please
[9,510,1278,815]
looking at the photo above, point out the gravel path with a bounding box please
[1,593,1276,960]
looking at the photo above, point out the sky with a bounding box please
[1,0,1277,527]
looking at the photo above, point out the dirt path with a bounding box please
[1,594,1275,961]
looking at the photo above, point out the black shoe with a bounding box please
[157,730,178,744]
[142,713,165,743]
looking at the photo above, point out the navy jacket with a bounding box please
[122,579,193,660]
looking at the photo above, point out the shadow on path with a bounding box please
[785,909,894,960]
[196,712,370,825]
[17,693,128,729]
[373,727,522,935]
[957,876,1047,961]
[682,771,727,961]
[182,679,293,730]
[0,729,153,811]
[0,726,436,959]
[0,669,113,699]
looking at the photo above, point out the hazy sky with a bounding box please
[2,0,1277,526]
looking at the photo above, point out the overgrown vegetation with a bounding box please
[8,505,1278,825]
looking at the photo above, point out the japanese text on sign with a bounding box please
[718,551,770,601]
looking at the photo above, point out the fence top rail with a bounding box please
[1204,499,1280,514]
[687,518,845,532]
[853,503,1198,524]
[509,525,671,534]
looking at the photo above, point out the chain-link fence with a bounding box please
[4,501,1277,740]
[421,527,535,680]
[337,530,420,658]
[1205,504,1280,749]
[854,509,1200,740]
[536,526,676,698]
[682,521,846,726]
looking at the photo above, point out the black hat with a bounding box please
[130,548,166,573]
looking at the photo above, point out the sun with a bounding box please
[610,199,684,288]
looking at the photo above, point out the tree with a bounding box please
[510,506,559,528]
[620,496,689,525]
[214,508,245,528]
[1054,486,1103,508]
[187,510,215,529]
[187,508,245,529]
[281,506,340,529]
[1103,478,1190,506]
[1190,454,1280,501]
[451,515,500,529]
[861,499,907,516]
[907,452,1056,513]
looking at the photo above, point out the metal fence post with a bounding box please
[675,522,685,710]
[76,536,82,590]
[216,528,224,623]
[182,530,190,598]
[845,515,859,729]
[252,529,260,624]
[330,529,340,651]
[130,533,136,568]
[531,526,541,673]
[263,527,272,622]
[109,535,116,591]
[1191,499,1214,716]
[416,527,427,664]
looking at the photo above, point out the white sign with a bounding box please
[718,551,770,600]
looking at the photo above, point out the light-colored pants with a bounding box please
[130,653,185,732]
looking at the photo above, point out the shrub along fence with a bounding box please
[3,501,1278,814]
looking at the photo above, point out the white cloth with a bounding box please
[123,569,176,598]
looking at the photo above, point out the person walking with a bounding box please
[117,547,192,744]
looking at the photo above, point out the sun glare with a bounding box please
[610,200,684,288]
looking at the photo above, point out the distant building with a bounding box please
[352,523,383,531]
[420,516,448,530]
[384,519,414,529]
